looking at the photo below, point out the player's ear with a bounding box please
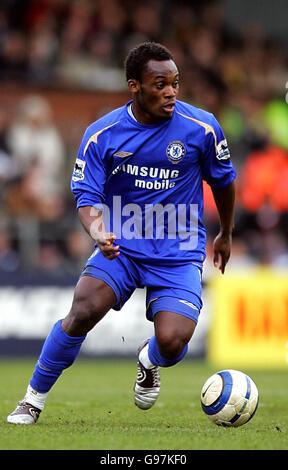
[127,79,140,93]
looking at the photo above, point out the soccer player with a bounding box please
[7,42,236,424]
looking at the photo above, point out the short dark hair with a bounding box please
[124,42,174,82]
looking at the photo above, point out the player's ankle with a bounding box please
[138,342,155,369]
[25,384,48,411]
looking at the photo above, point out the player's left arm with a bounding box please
[200,114,237,274]
[211,181,235,274]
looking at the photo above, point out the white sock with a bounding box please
[24,384,48,411]
[139,343,154,369]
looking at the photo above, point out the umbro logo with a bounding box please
[113,151,133,158]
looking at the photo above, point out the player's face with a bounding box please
[129,59,179,124]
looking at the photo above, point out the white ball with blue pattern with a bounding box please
[201,369,259,427]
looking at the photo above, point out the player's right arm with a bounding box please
[78,205,120,260]
[71,121,120,260]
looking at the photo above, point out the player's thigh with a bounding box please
[82,249,139,310]
[62,275,116,335]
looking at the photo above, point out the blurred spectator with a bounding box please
[0,107,10,155]
[6,95,65,220]
[240,144,288,213]
[0,107,18,189]
[26,16,59,84]
[65,227,94,274]
[0,30,28,81]
[0,0,286,100]
[34,241,67,278]
[0,226,19,273]
[129,2,161,41]
[58,0,93,60]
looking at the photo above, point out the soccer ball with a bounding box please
[200,369,259,427]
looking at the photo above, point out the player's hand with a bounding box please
[95,232,120,260]
[213,232,232,274]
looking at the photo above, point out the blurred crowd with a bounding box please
[0,0,287,279]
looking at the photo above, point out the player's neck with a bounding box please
[131,101,170,125]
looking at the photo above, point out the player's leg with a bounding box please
[8,249,138,424]
[134,260,202,411]
[134,309,197,410]
[7,276,116,424]
[28,275,117,394]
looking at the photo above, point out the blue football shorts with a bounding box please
[80,248,203,323]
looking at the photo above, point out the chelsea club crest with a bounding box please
[166,141,186,164]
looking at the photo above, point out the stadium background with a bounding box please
[0,0,287,367]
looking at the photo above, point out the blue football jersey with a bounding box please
[71,100,236,265]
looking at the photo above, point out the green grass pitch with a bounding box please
[0,358,287,450]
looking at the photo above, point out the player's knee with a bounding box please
[156,332,187,360]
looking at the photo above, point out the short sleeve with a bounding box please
[201,115,236,189]
[71,128,108,210]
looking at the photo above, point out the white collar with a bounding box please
[127,102,137,121]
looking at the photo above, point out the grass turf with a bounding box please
[0,358,287,450]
